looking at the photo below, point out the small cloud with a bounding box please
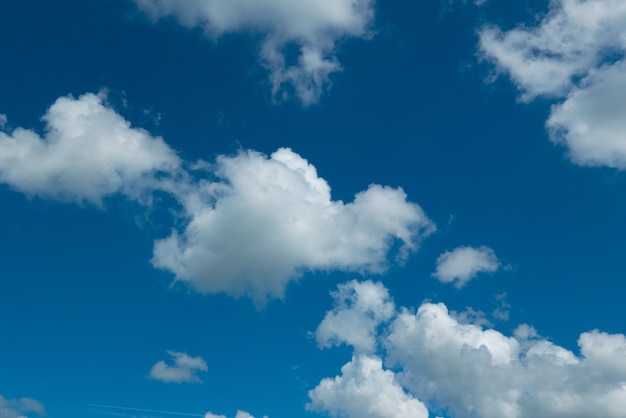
[432,245,500,288]
[451,307,491,327]
[204,411,266,418]
[0,395,45,418]
[149,351,208,383]
[492,292,511,321]
[0,114,6,129]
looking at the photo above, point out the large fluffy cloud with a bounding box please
[432,245,500,288]
[0,93,433,303]
[133,0,375,105]
[0,92,180,204]
[152,148,435,304]
[479,0,626,169]
[0,396,45,418]
[307,355,429,418]
[312,280,626,418]
[149,350,208,383]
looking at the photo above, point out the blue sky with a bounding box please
[1,0,626,417]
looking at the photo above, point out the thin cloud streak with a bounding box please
[87,404,205,417]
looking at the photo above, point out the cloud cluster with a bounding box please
[0,93,180,204]
[133,0,375,105]
[479,0,626,168]
[432,245,500,288]
[0,93,433,303]
[311,280,626,418]
[149,350,208,383]
[0,396,45,418]
[153,148,434,304]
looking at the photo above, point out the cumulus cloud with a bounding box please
[432,245,500,288]
[0,92,180,204]
[0,396,45,418]
[312,280,626,418]
[547,60,626,168]
[0,93,433,303]
[316,280,395,352]
[386,303,626,418]
[152,148,434,304]
[149,350,208,383]
[479,0,626,169]
[307,355,429,418]
[133,0,375,105]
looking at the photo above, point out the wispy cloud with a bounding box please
[87,404,204,417]
[133,0,375,105]
[0,396,45,418]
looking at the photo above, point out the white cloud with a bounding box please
[386,302,626,418]
[152,148,435,304]
[0,92,180,204]
[316,280,395,352]
[204,411,266,418]
[149,350,208,383]
[313,280,626,418]
[0,396,45,418]
[0,114,6,129]
[547,60,626,168]
[307,355,429,418]
[432,245,500,288]
[0,93,434,304]
[479,0,626,169]
[479,0,626,100]
[133,0,375,105]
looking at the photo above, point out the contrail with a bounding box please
[87,404,205,417]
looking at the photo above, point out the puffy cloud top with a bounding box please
[311,280,626,418]
[0,93,180,204]
[152,148,434,304]
[308,355,429,418]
